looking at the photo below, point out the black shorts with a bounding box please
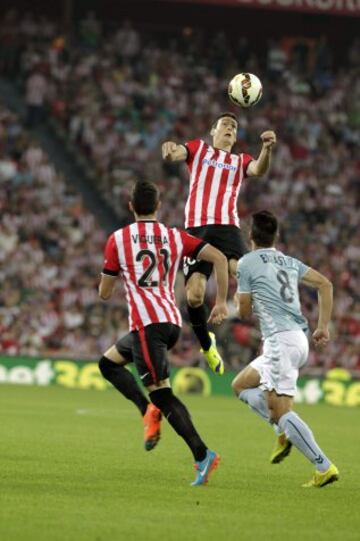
[115,323,181,387]
[184,224,248,283]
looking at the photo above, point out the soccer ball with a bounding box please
[228,73,263,108]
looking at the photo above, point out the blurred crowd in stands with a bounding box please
[0,101,214,368]
[0,10,359,374]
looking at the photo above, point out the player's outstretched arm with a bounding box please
[98,274,117,300]
[197,245,228,324]
[247,130,276,177]
[162,141,187,162]
[301,268,333,350]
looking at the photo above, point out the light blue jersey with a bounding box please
[236,248,310,339]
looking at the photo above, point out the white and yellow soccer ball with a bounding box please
[228,73,263,108]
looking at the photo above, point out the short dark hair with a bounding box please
[131,180,159,215]
[211,112,238,130]
[251,211,278,247]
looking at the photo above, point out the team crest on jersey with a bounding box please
[183,257,197,276]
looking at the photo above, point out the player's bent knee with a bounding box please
[231,376,243,395]
[187,289,205,307]
[232,368,255,395]
[147,379,171,393]
[148,386,173,411]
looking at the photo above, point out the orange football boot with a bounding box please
[143,403,162,451]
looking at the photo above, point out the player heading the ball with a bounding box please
[162,112,276,375]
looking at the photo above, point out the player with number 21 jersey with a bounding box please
[98,180,228,487]
[103,220,207,331]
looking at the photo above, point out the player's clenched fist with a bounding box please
[162,141,178,160]
[312,327,330,351]
[260,131,276,149]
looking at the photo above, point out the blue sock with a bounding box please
[278,411,331,472]
[239,388,281,435]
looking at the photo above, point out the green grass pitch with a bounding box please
[1,385,359,541]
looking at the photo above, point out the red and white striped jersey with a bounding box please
[102,221,206,331]
[184,139,253,228]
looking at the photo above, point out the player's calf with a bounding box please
[186,274,212,351]
[98,356,149,417]
[267,391,293,424]
[149,386,219,485]
[277,409,337,484]
[149,387,207,462]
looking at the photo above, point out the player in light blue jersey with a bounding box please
[232,211,339,488]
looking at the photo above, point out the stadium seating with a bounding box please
[0,11,359,373]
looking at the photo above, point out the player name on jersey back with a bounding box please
[131,233,169,245]
[184,139,253,228]
[258,252,290,266]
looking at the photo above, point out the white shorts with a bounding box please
[250,330,309,397]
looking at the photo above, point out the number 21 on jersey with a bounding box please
[136,248,170,287]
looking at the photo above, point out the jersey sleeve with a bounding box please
[294,258,311,280]
[179,230,207,259]
[185,139,201,165]
[241,153,254,178]
[102,233,121,276]
[236,256,252,293]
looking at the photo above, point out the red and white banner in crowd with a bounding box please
[161,0,360,16]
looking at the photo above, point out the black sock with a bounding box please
[99,356,149,416]
[187,304,211,351]
[149,388,207,462]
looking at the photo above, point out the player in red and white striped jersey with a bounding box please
[162,112,276,372]
[97,180,227,486]
[101,217,205,331]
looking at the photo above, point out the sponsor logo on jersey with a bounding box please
[202,158,236,171]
